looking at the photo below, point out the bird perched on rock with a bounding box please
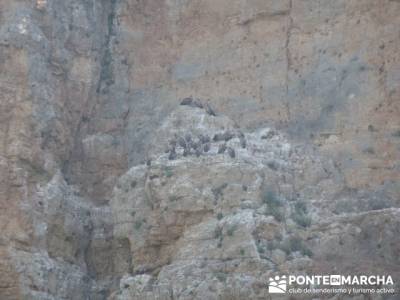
[191,141,200,150]
[180,97,204,109]
[185,133,192,143]
[239,136,246,148]
[169,139,177,147]
[213,133,224,142]
[178,137,186,148]
[193,99,204,109]
[227,147,236,158]
[205,103,216,116]
[223,131,234,141]
[168,148,177,160]
[203,134,211,143]
[183,148,190,157]
[218,143,227,154]
[198,134,211,144]
[180,97,193,106]
[203,143,210,152]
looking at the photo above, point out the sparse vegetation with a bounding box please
[292,201,311,228]
[217,212,224,220]
[267,206,285,222]
[215,272,227,283]
[280,236,313,257]
[240,248,245,256]
[163,166,174,178]
[134,220,144,230]
[392,130,400,137]
[262,190,285,222]
[267,161,279,171]
[293,213,312,228]
[362,147,375,155]
[214,226,223,248]
[263,190,281,207]
[334,200,354,214]
[212,183,228,200]
[294,201,307,214]
[227,225,237,237]
[257,244,265,254]
[267,241,277,251]
[169,195,179,202]
[368,198,391,211]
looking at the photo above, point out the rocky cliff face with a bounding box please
[0,0,399,299]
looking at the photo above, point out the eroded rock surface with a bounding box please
[109,106,400,299]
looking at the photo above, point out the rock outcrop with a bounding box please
[108,105,399,299]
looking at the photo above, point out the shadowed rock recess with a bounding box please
[0,1,399,300]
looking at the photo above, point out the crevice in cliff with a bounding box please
[96,0,117,94]
[285,0,293,123]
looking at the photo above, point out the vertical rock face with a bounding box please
[0,1,399,299]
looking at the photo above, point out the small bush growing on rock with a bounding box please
[257,244,265,254]
[294,201,307,214]
[293,213,312,228]
[333,200,355,214]
[227,225,237,236]
[263,190,285,222]
[212,183,228,200]
[292,201,311,227]
[163,166,174,178]
[391,130,400,137]
[217,212,224,220]
[169,195,179,202]
[215,272,227,283]
[267,241,277,251]
[240,248,245,256]
[263,190,282,207]
[280,236,312,257]
[214,226,223,239]
[267,161,279,171]
[267,206,285,222]
[134,220,144,230]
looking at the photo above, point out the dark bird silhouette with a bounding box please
[195,148,201,157]
[239,136,246,148]
[203,134,210,143]
[180,97,193,106]
[203,143,210,152]
[168,148,177,160]
[205,103,216,116]
[185,133,192,143]
[198,134,205,144]
[169,139,177,147]
[227,147,236,158]
[178,137,186,148]
[193,99,204,109]
[223,131,234,141]
[218,143,227,154]
[213,133,224,142]
[183,148,190,157]
[191,141,200,150]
